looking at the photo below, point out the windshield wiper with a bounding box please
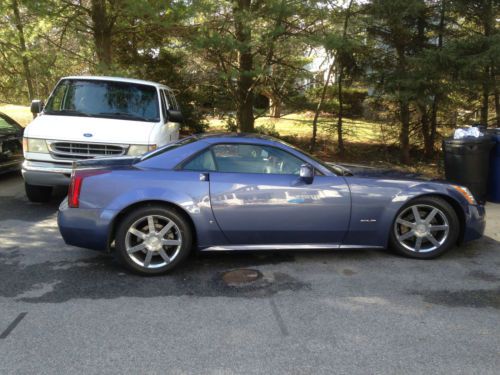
[97,112,146,121]
[46,109,90,117]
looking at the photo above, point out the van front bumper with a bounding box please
[22,160,72,186]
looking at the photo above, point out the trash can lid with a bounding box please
[443,135,495,145]
[486,128,500,136]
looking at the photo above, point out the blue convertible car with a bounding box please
[58,134,485,275]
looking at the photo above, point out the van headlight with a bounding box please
[127,144,156,156]
[24,138,49,153]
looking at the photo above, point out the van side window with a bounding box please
[167,91,179,111]
[162,89,179,111]
[159,90,168,121]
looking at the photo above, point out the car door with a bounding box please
[184,143,351,246]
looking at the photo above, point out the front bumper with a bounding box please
[463,204,486,242]
[58,198,117,251]
[22,160,72,186]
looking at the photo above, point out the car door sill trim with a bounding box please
[201,244,384,251]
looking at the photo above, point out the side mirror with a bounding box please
[300,164,314,184]
[167,110,183,123]
[31,100,44,117]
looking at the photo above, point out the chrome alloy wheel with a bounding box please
[394,204,450,253]
[125,215,182,269]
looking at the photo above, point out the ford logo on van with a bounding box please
[83,133,93,138]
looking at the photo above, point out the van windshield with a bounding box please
[44,79,160,122]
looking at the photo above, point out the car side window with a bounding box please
[0,117,18,132]
[183,149,217,171]
[210,143,304,175]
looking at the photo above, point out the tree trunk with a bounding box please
[337,68,345,154]
[269,96,281,118]
[481,68,490,127]
[427,0,446,159]
[234,0,254,132]
[494,76,500,128]
[399,100,411,164]
[309,62,334,152]
[335,0,353,155]
[428,97,438,158]
[480,0,493,127]
[11,0,34,101]
[91,0,113,71]
[395,42,410,164]
[419,103,433,158]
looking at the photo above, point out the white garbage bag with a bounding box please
[453,127,483,139]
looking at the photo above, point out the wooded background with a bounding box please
[1,0,498,165]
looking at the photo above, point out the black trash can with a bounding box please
[487,128,500,203]
[442,136,495,203]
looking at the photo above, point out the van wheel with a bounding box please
[115,205,193,275]
[25,183,52,203]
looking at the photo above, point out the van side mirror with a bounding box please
[300,164,314,184]
[167,110,183,123]
[31,100,44,117]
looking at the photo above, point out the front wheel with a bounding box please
[25,183,52,203]
[389,196,460,259]
[115,205,193,275]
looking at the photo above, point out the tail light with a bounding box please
[68,169,110,208]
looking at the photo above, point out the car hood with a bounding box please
[24,114,156,144]
[329,162,429,180]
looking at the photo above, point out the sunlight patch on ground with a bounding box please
[0,104,32,127]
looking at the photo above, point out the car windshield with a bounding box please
[0,116,20,135]
[140,136,199,161]
[44,79,160,122]
[272,139,347,175]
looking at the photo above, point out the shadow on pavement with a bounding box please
[0,171,66,222]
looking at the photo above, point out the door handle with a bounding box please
[199,173,209,181]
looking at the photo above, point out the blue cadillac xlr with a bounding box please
[58,134,485,275]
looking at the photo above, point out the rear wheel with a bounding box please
[115,205,193,275]
[25,183,52,203]
[389,196,460,259]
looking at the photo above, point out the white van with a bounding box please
[22,76,183,202]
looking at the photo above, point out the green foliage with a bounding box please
[255,124,280,138]
[0,0,498,161]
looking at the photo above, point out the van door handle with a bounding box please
[199,173,209,181]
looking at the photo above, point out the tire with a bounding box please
[115,205,193,275]
[389,196,460,259]
[25,183,53,203]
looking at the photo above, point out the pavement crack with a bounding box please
[269,298,289,337]
[0,312,27,339]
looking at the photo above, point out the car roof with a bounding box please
[192,132,282,145]
[61,75,172,90]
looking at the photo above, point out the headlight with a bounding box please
[24,138,49,153]
[127,144,156,156]
[451,185,477,205]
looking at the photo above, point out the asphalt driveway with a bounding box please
[0,171,499,374]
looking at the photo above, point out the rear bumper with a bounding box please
[58,198,116,251]
[22,160,72,186]
[463,204,486,242]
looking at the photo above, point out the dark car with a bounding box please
[0,112,24,174]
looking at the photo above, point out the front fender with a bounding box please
[343,178,470,248]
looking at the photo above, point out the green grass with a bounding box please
[207,112,386,144]
[0,104,32,127]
